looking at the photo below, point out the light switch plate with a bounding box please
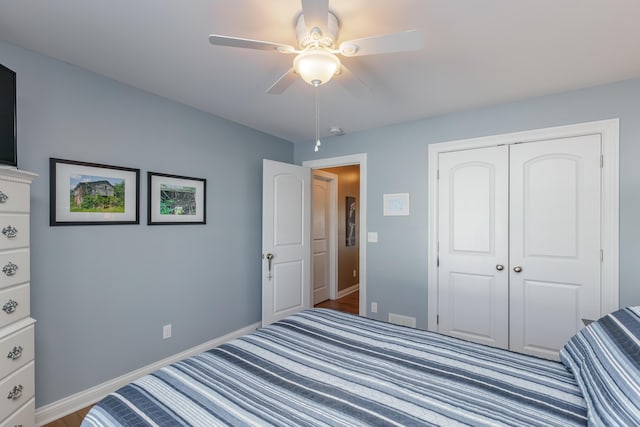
[368,232,378,243]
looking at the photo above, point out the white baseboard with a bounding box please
[337,284,359,299]
[35,321,261,426]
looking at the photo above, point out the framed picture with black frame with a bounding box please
[50,158,140,226]
[346,196,357,247]
[147,172,206,225]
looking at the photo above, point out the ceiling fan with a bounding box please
[208,0,424,95]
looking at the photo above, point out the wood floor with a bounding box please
[43,405,92,427]
[314,290,359,315]
[44,291,359,426]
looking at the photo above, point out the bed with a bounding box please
[82,307,640,426]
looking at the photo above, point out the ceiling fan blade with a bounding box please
[266,68,298,94]
[335,64,370,98]
[208,35,295,53]
[301,0,329,36]
[339,30,423,57]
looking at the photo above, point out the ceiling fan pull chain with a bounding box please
[314,87,321,152]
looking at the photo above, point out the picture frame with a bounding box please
[148,172,206,225]
[383,193,410,216]
[50,158,140,226]
[346,196,357,247]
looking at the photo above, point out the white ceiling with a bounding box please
[1,0,639,143]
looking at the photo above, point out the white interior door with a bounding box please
[509,135,601,359]
[437,146,509,348]
[312,170,337,304]
[262,160,311,326]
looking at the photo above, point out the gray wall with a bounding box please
[296,78,640,327]
[0,42,293,407]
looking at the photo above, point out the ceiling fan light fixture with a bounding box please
[293,48,341,87]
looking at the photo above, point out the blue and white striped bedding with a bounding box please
[561,306,640,426]
[83,309,588,426]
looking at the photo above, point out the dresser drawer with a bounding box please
[0,397,34,427]
[0,323,33,382]
[0,362,33,423]
[0,216,28,251]
[0,251,28,292]
[0,181,29,215]
[0,286,29,330]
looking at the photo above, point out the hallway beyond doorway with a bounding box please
[314,291,359,315]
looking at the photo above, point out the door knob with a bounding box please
[496,264,504,271]
[264,253,274,279]
[513,265,522,273]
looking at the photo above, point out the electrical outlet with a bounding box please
[163,324,172,339]
[371,302,378,313]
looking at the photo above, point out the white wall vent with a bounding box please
[388,313,416,328]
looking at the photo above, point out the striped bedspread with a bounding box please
[82,309,587,426]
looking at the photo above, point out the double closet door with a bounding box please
[437,134,601,360]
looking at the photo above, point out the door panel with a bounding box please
[262,160,311,326]
[523,157,579,257]
[274,175,304,246]
[438,146,509,348]
[451,165,494,253]
[448,272,497,340]
[509,135,601,359]
[312,173,332,304]
[519,280,581,354]
[273,260,304,312]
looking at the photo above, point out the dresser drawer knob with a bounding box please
[0,191,7,203]
[1,226,17,239]
[6,384,22,400]
[6,346,22,361]
[2,262,18,276]
[2,300,18,314]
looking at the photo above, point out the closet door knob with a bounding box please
[496,264,504,271]
[513,265,522,273]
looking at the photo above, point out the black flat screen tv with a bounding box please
[0,64,17,167]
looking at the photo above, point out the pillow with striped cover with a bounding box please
[560,306,640,426]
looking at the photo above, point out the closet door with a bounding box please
[437,146,509,348]
[509,135,601,360]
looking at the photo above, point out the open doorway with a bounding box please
[303,153,367,317]
[312,164,360,316]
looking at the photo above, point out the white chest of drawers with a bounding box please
[0,168,36,427]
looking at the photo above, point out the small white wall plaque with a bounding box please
[383,193,410,216]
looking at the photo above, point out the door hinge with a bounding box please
[436,314,439,325]
[601,249,604,262]
[437,256,439,267]
[437,169,440,179]
[600,155,604,168]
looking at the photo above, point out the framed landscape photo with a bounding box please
[148,172,206,225]
[50,158,140,226]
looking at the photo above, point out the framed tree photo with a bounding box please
[50,158,140,226]
[148,172,206,225]
[346,196,357,247]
